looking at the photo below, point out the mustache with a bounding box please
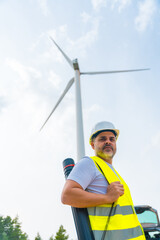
[102,144,113,151]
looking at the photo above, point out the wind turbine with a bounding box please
[40,37,149,161]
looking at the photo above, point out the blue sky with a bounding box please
[0,0,160,239]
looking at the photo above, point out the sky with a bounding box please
[0,0,160,239]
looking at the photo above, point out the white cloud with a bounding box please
[6,59,30,87]
[47,25,68,41]
[37,0,49,16]
[85,104,102,115]
[6,58,41,87]
[68,18,100,56]
[91,0,131,12]
[111,0,131,12]
[29,31,64,64]
[44,18,100,58]
[0,96,7,113]
[151,131,160,148]
[48,71,62,89]
[46,26,70,63]
[33,19,99,63]
[5,56,62,107]
[29,33,45,51]
[135,0,156,32]
[59,25,68,34]
[5,59,42,102]
[91,0,107,10]
[81,12,92,23]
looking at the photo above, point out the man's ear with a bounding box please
[91,141,95,150]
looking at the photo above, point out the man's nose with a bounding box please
[105,138,111,144]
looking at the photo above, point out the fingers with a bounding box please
[107,181,124,203]
[110,181,124,189]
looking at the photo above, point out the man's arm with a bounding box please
[61,179,124,208]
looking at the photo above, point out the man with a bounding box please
[61,121,146,240]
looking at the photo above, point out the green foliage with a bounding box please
[0,215,28,240]
[35,232,43,240]
[0,215,69,240]
[54,225,69,240]
[49,235,54,240]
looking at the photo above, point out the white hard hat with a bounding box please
[89,121,119,145]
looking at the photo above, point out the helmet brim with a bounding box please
[89,129,119,145]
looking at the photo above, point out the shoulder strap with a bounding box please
[90,156,115,240]
[90,156,120,184]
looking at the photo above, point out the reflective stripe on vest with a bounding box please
[88,156,146,240]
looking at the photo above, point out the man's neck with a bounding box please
[95,154,113,165]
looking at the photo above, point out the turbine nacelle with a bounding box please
[73,59,79,71]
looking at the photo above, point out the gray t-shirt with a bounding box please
[67,156,118,194]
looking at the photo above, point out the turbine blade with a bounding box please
[80,68,150,75]
[50,36,74,69]
[40,77,74,131]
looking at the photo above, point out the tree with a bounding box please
[49,235,54,240]
[0,215,28,240]
[2,232,8,240]
[0,215,70,240]
[54,225,69,240]
[35,232,43,240]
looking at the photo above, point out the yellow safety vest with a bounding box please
[88,156,146,240]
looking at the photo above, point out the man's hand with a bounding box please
[61,180,124,208]
[106,181,124,203]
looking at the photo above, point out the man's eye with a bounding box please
[110,138,116,142]
[99,138,105,141]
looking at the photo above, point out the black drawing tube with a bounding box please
[63,158,94,240]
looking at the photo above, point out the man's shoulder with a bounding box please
[72,156,98,178]
[76,156,95,167]
[67,156,97,190]
[80,156,94,162]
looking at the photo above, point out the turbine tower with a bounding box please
[40,37,149,161]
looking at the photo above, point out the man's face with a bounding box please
[91,131,117,163]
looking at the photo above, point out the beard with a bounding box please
[97,151,114,160]
[96,144,116,162]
